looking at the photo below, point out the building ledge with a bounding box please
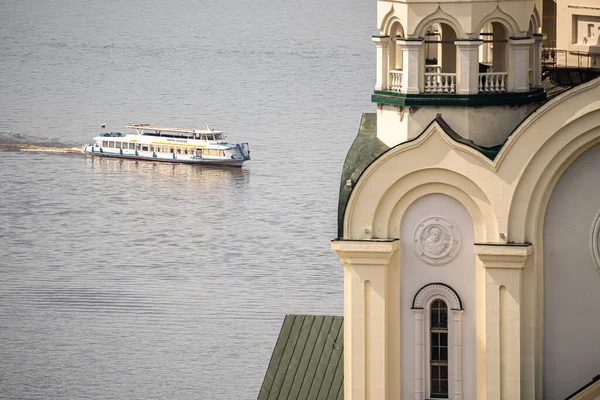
[372,88,546,107]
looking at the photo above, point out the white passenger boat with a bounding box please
[83,124,250,167]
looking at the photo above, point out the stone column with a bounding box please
[397,39,424,94]
[412,309,424,400]
[372,36,391,91]
[452,309,464,400]
[331,239,400,400]
[455,40,483,94]
[531,34,546,88]
[507,37,535,92]
[474,244,532,400]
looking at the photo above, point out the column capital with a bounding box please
[533,33,547,42]
[331,239,399,266]
[454,39,483,47]
[397,38,423,47]
[508,37,535,46]
[474,243,532,268]
[372,35,391,46]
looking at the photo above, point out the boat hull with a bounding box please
[83,148,246,167]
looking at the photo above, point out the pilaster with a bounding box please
[397,39,423,94]
[474,243,532,400]
[331,239,400,400]
[455,40,483,95]
[531,34,546,88]
[507,37,535,92]
[372,36,391,91]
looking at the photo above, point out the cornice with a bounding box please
[474,243,532,268]
[331,239,399,266]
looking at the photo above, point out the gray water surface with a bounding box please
[0,1,375,398]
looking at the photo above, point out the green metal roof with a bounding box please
[337,113,389,238]
[257,315,344,400]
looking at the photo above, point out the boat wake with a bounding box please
[0,132,84,155]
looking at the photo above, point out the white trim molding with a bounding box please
[412,283,464,400]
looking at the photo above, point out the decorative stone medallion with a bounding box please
[413,216,461,265]
[589,211,600,276]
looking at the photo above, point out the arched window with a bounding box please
[412,283,463,399]
[430,299,449,398]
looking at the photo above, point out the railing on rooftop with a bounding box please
[542,48,600,70]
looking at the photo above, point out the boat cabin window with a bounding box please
[142,145,149,151]
[200,134,207,140]
[176,148,181,154]
[108,141,115,148]
[169,147,175,153]
[102,141,108,147]
[116,142,122,149]
[149,145,154,152]
[214,133,223,140]
[207,134,214,141]
[183,149,188,155]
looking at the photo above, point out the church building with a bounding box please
[330,0,600,398]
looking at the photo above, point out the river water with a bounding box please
[0,0,375,398]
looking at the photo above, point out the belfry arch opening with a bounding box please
[478,22,509,92]
[423,22,458,93]
[389,21,405,91]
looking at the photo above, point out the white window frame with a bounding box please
[412,283,463,400]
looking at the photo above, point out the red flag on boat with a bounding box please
[101,124,106,129]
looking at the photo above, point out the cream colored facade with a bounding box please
[333,78,600,399]
[371,0,545,147]
[556,0,600,53]
[331,0,600,398]
[550,0,600,69]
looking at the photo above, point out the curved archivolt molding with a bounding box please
[344,121,497,242]
[412,282,463,310]
[381,6,405,37]
[388,19,405,39]
[503,78,600,241]
[530,6,541,33]
[376,171,495,242]
[474,6,520,37]
[413,7,465,38]
[515,122,600,243]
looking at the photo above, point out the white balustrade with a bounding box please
[390,70,403,92]
[424,73,456,93]
[478,72,507,93]
[425,65,441,73]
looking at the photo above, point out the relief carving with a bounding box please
[413,216,461,265]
